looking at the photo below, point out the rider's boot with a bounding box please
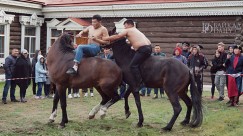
[66,65,78,75]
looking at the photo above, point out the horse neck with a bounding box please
[112,44,133,66]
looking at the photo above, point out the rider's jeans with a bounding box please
[74,44,101,63]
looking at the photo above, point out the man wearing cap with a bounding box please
[182,42,191,59]
[2,48,19,104]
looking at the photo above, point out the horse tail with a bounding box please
[189,71,203,127]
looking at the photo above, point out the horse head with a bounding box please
[104,27,135,63]
[55,32,75,53]
[106,27,132,51]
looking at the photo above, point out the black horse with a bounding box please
[107,28,203,131]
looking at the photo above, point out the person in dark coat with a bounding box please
[210,50,225,100]
[13,49,31,102]
[31,50,41,96]
[2,48,19,104]
[188,45,207,95]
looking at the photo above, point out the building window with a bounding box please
[24,27,36,58]
[0,25,4,58]
[51,29,62,45]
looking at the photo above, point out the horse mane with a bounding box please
[110,38,135,59]
[55,33,75,54]
[107,27,135,59]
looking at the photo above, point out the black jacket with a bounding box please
[210,56,225,73]
[13,55,31,87]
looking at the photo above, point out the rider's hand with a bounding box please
[91,36,97,41]
[76,33,81,37]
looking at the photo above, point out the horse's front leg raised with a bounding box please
[132,89,144,127]
[57,86,68,128]
[49,91,59,123]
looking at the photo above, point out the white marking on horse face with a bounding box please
[49,109,57,120]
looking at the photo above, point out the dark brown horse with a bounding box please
[107,28,203,131]
[47,33,122,128]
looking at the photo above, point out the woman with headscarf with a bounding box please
[13,49,31,102]
[173,47,187,65]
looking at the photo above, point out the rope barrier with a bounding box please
[0,76,49,81]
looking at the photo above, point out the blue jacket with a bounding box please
[225,54,243,74]
[173,55,187,65]
[35,55,47,83]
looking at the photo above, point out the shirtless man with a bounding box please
[103,19,152,90]
[66,14,109,75]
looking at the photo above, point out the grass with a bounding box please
[0,83,243,136]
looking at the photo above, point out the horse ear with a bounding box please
[112,27,116,34]
[109,27,116,35]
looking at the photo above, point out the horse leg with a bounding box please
[132,89,144,127]
[89,87,110,119]
[58,86,68,128]
[99,93,120,119]
[124,87,132,119]
[179,92,192,126]
[162,93,182,131]
[49,91,59,123]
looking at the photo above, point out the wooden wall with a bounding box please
[10,15,21,49]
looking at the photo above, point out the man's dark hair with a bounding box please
[92,14,102,21]
[155,45,160,47]
[124,19,134,26]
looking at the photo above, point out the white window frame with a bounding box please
[24,27,37,58]
[0,10,14,67]
[19,13,44,58]
[46,18,61,53]
[0,25,5,58]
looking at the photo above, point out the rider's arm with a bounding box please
[103,30,127,42]
[77,26,90,37]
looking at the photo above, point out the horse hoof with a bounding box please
[136,122,143,128]
[49,119,55,123]
[58,125,65,129]
[125,111,131,119]
[180,120,189,126]
[89,115,95,119]
[161,127,172,131]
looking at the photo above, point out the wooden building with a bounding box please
[0,0,243,83]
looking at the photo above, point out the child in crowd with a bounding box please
[35,55,48,99]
